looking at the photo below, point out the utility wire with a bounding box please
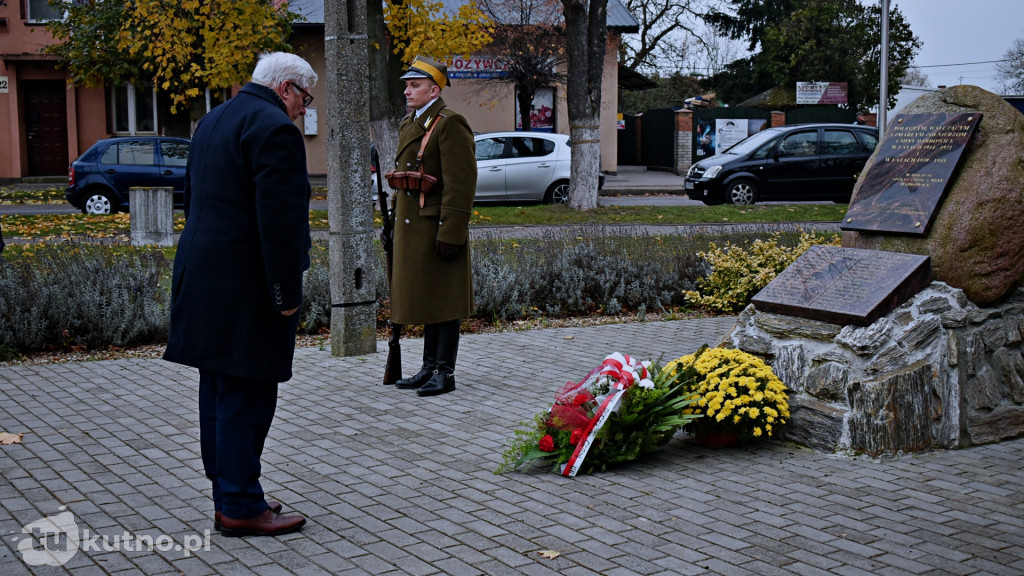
[916,59,1011,68]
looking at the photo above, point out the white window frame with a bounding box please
[203,87,232,113]
[110,84,158,136]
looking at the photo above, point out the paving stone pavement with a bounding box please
[1,316,1023,576]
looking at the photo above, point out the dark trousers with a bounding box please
[198,369,277,519]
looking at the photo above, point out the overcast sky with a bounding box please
[892,0,1024,94]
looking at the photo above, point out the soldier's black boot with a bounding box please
[396,324,438,389]
[417,320,459,397]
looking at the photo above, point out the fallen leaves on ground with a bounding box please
[0,432,25,445]
[537,550,560,559]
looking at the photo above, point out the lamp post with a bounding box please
[879,0,889,132]
[326,0,377,356]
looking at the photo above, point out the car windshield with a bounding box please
[720,128,783,155]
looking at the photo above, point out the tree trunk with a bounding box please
[366,0,411,201]
[517,87,534,131]
[567,123,600,210]
[561,0,608,211]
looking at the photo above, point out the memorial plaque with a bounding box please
[841,113,982,236]
[751,245,931,326]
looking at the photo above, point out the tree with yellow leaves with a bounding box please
[384,0,493,66]
[368,0,494,196]
[47,0,295,114]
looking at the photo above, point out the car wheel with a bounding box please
[726,179,757,205]
[544,181,570,204]
[82,191,115,215]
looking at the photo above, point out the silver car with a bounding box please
[474,132,601,204]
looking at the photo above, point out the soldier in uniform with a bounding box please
[386,56,477,397]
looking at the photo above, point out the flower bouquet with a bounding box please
[496,352,702,476]
[670,346,790,445]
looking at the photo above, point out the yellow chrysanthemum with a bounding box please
[669,347,789,441]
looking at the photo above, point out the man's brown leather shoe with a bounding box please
[214,501,284,532]
[219,509,306,537]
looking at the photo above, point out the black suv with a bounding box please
[684,123,878,205]
[65,137,189,214]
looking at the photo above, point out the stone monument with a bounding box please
[725,86,1024,455]
[844,86,1024,306]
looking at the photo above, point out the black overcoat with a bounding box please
[163,83,311,383]
[389,98,477,324]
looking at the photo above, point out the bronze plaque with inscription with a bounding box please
[841,113,982,236]
[751,246,931,326]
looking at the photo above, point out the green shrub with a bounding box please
[298,241,333,334]
[683,230,840,314]
[298,242,387,335]
[0,226,826,355]
[0,243,171,352]
[470,227,706,322]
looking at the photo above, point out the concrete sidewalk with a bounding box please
[2,316,1023,575]
[324,165,688,199]
[600,165,685,196]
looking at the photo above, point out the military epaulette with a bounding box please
[423,111,449,130]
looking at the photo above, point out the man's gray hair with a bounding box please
[252,52,318,90]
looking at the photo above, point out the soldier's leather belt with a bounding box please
[385,170,441,207]
[385,170,438,193]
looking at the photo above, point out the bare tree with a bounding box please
[996,37,1024,94]
[477,0,567,131]
[900,66,930,88]
[619,0,714,75]
[689,31,746,77]
[561,0,608,210]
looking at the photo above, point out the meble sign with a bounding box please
[796,81,848,105]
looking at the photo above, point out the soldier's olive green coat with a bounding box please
[389,98,477,325]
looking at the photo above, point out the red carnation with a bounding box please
[570,428,585,445]
[538,435,555,452]
[573,394,588,406]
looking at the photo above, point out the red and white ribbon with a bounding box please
[559,353,650,477]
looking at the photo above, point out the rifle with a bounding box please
[373,143,403,385]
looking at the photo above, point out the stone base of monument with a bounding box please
[724,282,1024,456]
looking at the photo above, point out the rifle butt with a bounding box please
[382,322,403,385]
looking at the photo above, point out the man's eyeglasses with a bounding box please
[291,82,314,107]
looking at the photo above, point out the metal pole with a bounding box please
[879,0,889,133]
[325,0,377,356]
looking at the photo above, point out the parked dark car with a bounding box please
[684,123,879,205]
[65,137,190,214]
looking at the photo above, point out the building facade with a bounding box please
[0,0,638,182]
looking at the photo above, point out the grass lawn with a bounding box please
[1,185,848,239]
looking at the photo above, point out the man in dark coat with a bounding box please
[387,56,477,397]
[163,52,314,537]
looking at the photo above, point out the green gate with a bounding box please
[617,114,639,166]
[640,108,676,170]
